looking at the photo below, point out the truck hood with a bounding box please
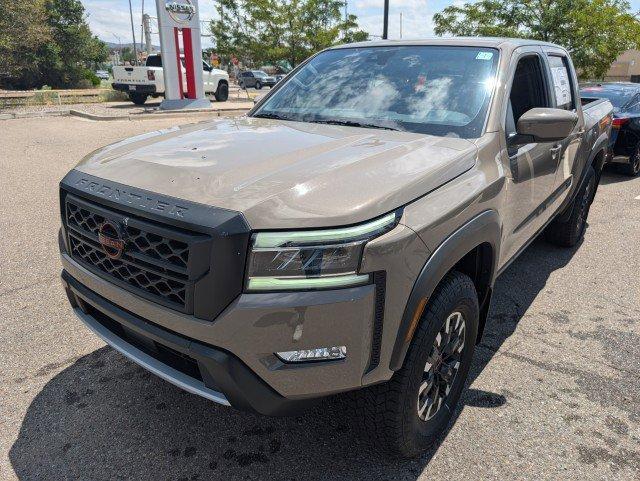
[75,117,478,229]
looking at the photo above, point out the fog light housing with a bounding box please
[276,346,346,363]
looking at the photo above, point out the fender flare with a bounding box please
[389,210,502,370]
[589,133,609,174]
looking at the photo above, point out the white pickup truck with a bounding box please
[112,54,229,105]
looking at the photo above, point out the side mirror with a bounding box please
[517,108,578,142]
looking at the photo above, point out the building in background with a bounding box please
[605,49,640,82]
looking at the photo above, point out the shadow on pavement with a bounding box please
[598,165,636,185]
[9,238,580,481]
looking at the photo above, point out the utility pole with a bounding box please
[140,0,145,53]
[143,14,153,54]
[382,0,389,40]
[128,0,139,65]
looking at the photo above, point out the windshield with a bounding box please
[253,71,268,77]
[252,46,499,138]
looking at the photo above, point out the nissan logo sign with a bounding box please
[165,0,196,23]
[98,220,126,259]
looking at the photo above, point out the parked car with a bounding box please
[95,70,110,80]
[112,54,229,105]
[581,82,640,176]
[274,73,288,83]
[59,39,612,457]
[238,70,276,89]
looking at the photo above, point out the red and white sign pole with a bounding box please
[156,0,210,110]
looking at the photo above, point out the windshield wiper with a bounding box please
[252,112,293,121]
[308,119,401,131]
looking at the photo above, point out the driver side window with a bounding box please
[506,55,550,142]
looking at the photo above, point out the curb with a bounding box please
[1,108,249,121]
[69,110,126,121]
[0,110,71,120]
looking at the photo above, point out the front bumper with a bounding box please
[61,250,378,413]
[62,271,324,415]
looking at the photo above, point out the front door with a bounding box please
[500,50,559,266]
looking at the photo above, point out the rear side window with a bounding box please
[146,55,162,67]
[548,55,574,110]
[506,55,550,140]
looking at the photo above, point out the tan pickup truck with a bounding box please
[59,38,613,457]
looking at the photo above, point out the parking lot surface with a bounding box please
[1,116,639,480]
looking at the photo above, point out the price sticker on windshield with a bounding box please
[475,52,493,61]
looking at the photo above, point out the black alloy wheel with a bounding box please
[417,311,466,421]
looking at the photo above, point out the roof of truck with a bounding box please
[332,37,563,50]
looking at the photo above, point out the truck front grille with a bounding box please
[64,195,207,312]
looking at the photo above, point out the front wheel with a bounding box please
[128,93,148,105]
[214,82,229,102]
[350,272,479,457]
[255,81,262,90]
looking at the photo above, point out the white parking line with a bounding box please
[636,195,640,200]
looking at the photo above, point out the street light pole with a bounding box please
[382,0,389,39]
[128,0,139,65]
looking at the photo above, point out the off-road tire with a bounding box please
[545,166,596,247]
[128,93,148,105]
[255,81,262,90]
[620,144,640,176]
[214,82,229,102]
[349,271,479,458]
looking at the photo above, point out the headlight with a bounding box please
[246,212,399,291]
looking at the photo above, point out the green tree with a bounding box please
[433,0,640,79]
[120,47,137,65]
[211,0,368,68]
[0,0,108,89]
[40,0,109,88]
[0,0,51,88]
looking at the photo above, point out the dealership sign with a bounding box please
[156,0,209,109]
[165,1,196,24]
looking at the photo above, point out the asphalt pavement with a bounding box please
[1,116,639,480]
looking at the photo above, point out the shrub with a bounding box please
[82,69,101,87]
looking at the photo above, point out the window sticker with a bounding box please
[551,65,571,107]
[475,51,493,60]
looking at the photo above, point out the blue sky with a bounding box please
[83,0,640,48]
